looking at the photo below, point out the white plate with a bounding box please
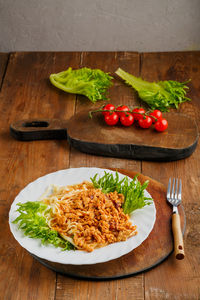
[9,167,156,265]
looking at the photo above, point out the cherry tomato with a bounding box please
[154,119,168,132]
[149,109,162,123]
[102,104,115,116]
[132,108,145,120]
[138,116,152,128]
[116,105,130,117]
[104,112,119,126]
[120,113,134,126]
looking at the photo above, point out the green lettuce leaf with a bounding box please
[115,68,191,111]
[50,67,113,102]
[13,201,74,250]
[90,171,152,214]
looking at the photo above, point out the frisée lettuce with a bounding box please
[91,171,152,214]
[115,68,191,112]
[13,201,74,250]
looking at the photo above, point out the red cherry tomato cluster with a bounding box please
[102,104,168,132]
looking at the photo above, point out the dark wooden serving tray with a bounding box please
[10,111,198,161]
[31,169,185,280]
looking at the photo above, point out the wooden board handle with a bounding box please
[10,119,68,141]
[172,213,185,260]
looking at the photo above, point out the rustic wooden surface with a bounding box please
[0,51,199,299]
[0,53,9,88]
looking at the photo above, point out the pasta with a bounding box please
[41,181,137,252]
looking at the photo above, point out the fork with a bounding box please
[167,178,185,260]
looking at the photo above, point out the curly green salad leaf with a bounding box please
[115,67,191,112]
[50,67,113,102]
[13,201,74,250]
[90,171,152,214]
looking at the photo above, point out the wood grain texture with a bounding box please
[172,213,185,260]
[141,52,200,300]
[0,52,80,300]
[56,275,144,300]
[0,53,9,89]
[1,51,200,300]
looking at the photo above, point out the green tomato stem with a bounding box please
[88,107,157,120]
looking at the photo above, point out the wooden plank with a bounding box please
[56,52,144,300]
[56,276,144,300]
[140,52,200,300]
[0,53,9,89]
[0,52,80,300]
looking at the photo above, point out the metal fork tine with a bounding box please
[167,178,182,206]
[174,178,179,205]
[175,178,178,199]
[171,178,175,200]
[178,179,182,201]
[167,178,171,199]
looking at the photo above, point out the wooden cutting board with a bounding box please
[10,111,198,161]
[31,169,186,280]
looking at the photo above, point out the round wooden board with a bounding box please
[32,169,186,280]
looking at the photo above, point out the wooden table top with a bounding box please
[0,51,199,300]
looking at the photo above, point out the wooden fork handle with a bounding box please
[172,213,185,259]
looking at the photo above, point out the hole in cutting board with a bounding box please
[23,121,49,128]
